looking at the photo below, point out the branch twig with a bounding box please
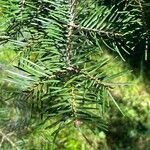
[66,0,76,66]
[70,24,123,37]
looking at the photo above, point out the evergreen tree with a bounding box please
[0,0,150,149]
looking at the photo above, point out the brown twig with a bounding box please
[66,0,76,66]
[70,24,123,37]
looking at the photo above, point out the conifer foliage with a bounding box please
[0,0,150,148]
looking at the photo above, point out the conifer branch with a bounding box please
[66,0,76,66]
[70,24,123,37]
[1,0,142,144]
[81,70,113,88]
